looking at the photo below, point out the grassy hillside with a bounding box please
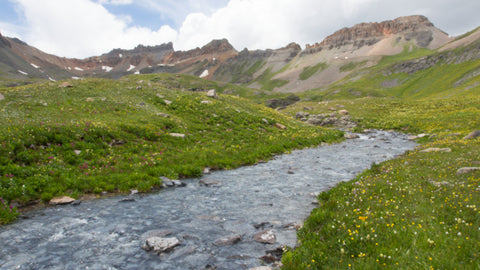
[304,41,480,100]
[282,95,480,268]
[0,74,343,224]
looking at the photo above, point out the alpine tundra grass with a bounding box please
[282,95,480,269]
[0,74,343,223]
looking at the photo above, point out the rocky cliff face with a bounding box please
[306,15,437,50]
[164,39,236,63]
[0,32,11,48]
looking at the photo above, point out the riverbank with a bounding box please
[0,131,415,269]
[282,96,480,269]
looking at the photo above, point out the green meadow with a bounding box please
[0,74,342,224]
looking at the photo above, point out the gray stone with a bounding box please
[420,148,452,153]
[464,130,480,140]
[214,235,241,246]
[163,180,175,187]
[207,89,217,98]
[408,135,418,140]
[295,112,309,119]
[428,179,452,187]
[0,93,4,101]
[201,100,212,104]
[157,113,170,118]
[164,99,172,105]
[170,133,185,138]
[59,82,72,88]
[248,267,272,270]
[275,123,287,130]
[142,237,180,254]
[307,118,323,125]
[199,179,222,187]
[344,133,359,139]
[172,180,186,187]
[253,230,276,244]
[457,167,480,175]
[338,109,349,115]
[49,196,76,206]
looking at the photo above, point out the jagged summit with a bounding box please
[0,32,11,48]
[306,15,442,50]
[200,39,235,53]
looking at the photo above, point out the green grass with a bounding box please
[282,95,480,269]
[305,42,480,100]
[299,62,328,80]
[0,74,343,223]
[339,61,367,72]
[256,67,290,91]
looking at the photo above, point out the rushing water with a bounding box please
[0,131,416,270]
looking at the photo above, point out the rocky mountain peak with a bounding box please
[307,15,438,49]
[0,32,11,48]
[200,39,235,54]
[284,42,302,51]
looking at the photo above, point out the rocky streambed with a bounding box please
[0,130,416,270]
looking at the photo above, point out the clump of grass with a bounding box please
[256,67,290,91]
[0,197,18,224]
[339,60,368,72]
[299,62,328,80]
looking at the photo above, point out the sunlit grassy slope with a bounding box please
[0,74,342,213]
[302,41,480,101]
[281,42,480,268]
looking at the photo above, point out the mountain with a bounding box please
[224,15,452,93]
[1,15,479,94]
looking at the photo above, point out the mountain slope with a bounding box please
[306,26,480,100]
[1,15,475,94]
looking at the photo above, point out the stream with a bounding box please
[0,130,416,270]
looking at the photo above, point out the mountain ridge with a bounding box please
[0,15,478,92]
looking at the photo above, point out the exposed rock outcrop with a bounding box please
[307,15,436,50]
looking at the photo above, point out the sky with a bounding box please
[0,0,479,59]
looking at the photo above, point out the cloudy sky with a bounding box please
[0,0,479,58]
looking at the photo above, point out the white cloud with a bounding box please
[97,0,133,5]
[11,0,177,58]
[3,0,480,58]
[173,0,380,51]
